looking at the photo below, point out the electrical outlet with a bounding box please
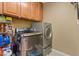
[77,20,79,24]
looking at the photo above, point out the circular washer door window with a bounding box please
[44,26,52,40]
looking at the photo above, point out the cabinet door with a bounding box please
[20,2,31,19]
[0,2,3,14]
[31,3,43,21]
[30,2,38,21]
[37,3,43,21]
[3,2,20,16]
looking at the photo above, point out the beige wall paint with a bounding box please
[12,18,32,28]
[43,2,79,55]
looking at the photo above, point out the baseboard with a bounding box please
[48,49,69,56]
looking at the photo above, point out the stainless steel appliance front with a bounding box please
[20,33,43,56]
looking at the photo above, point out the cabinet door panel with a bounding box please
[3,2,20,16]
[37,3,43,21]
[20,2,31,19]
[30,2,38,20]
[0,2,3,14]
[31,2,43,21]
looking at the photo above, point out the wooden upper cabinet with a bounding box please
[3,2,20,16]
[20,2,43,21]
[30,2,43,21]
[0,2,3,14]
[20,2,31,19]
[0,2,43,21]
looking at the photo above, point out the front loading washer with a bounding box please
[31,22,53,56]
[42,23,52,55]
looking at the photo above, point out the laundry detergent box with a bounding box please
[3,36,10,45]
[0,35,3,46]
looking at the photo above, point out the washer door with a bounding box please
[44,25,52,40]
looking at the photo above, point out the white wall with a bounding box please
[43,2,79,55]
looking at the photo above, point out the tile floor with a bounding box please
[47,49,67,56]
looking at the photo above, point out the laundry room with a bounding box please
[0,2,79,56]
